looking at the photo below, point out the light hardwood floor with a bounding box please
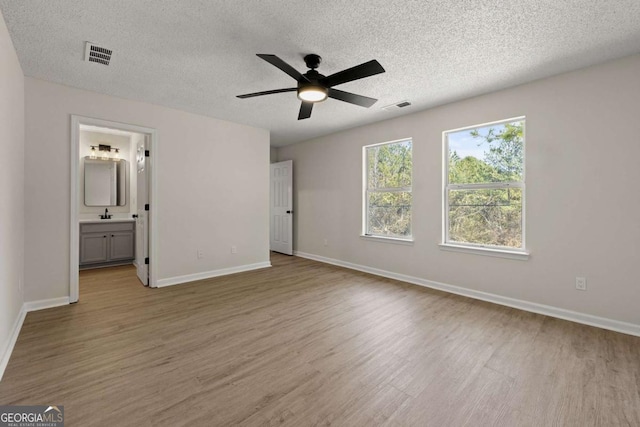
[1,254,639,426]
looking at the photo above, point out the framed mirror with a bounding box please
[84,157,127,206]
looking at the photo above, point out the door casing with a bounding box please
[134,134,149,286]
[70,115,158,302]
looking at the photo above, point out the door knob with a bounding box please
[286,210,293,214]
[132,214,139,218]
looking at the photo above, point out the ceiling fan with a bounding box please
[237,54,385,120]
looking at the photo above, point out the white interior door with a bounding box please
[270,160,293,255]
[135,135,149,285]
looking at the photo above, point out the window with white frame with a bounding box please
[363,139,412,239]
[444,118,525,251]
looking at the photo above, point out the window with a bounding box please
[444,118,525,252]
[363,139,412,239]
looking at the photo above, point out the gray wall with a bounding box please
[278,54,640,326]
[0,8,24,376]
[24,77,270,301]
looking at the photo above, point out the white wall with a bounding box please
[24,78,270,301]
[278,54,640,326]
[79,130,135,218]
[0,8,24,375]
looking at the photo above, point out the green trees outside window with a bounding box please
[365,139,412,238]
[446,119,525,249]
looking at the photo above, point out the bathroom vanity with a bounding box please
[79,219,135,269]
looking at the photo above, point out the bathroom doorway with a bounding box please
[70,116,158,303]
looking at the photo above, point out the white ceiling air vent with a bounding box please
[84,42,112,66]
[381,100,412,112]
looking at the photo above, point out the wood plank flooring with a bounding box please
[1,253,639,426]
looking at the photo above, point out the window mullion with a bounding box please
[447,182,523,190]
[369,187,412,193]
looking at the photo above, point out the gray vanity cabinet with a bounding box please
[80,221,135,268]
[109,231,135,260]
[80,233,109,264]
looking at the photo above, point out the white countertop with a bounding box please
[79,218,135,223]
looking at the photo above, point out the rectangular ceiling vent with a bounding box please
[84,42,112,66]
[382,101,412,112]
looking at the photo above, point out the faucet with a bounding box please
[100,208,112,220]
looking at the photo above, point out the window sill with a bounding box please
[439,243,529,260]
[360,235,414,246]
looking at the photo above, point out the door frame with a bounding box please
[70,115,159,302]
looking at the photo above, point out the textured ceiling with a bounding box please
[2,1,640,146]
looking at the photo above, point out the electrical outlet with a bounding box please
[575,277,587,291]
[197,249,204,259]
[231,245,237,254]
[323,239,328,246]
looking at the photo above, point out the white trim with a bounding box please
[439,243,529,260]
[24,297,71,312]
[360,235,414,246]
[293,251,640,337]
[156,262,272,288]
[148,129,159,288]
[1,298,71,381]
[70,115,159,300]
[70,116,80,302]
[0,306,27,381]
[444,115,527,134]
[448,182,524,190]
[0,260,268,380]
[364,137,413,149]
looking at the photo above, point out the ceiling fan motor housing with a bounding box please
[303,54,322,69]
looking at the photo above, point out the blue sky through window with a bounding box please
[447,123,508,161]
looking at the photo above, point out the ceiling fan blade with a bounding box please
[237,88,296,99]
[298,102,313,120]
[321,60,385,88]
[328,88,378,108]
[257,54,309,82]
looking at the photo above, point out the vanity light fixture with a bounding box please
[98,144,112,160]
[88,144,122,161]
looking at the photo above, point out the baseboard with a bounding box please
[1,296,71,381]
[294,251,640,337]
[24,297,71,312]
[0,305,27,381]
[2,262,272,379]
[156,262,272,288]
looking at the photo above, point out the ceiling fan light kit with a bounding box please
[297,85,328,102]
[237,53,385,120]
